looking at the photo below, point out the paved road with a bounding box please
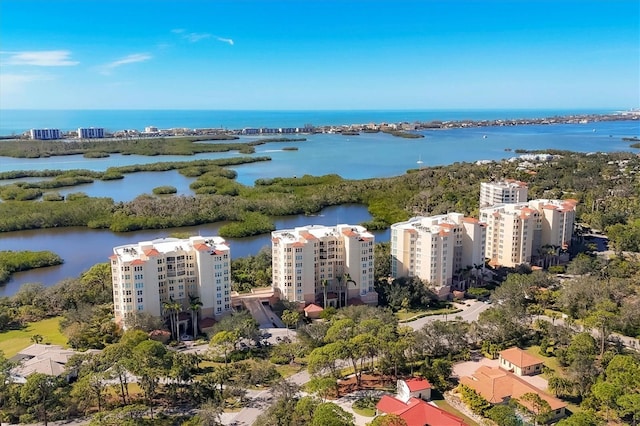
[225,301,491,425]
[537,314,639,352]
[407,300,491,330]
[243,298,285,328]
[226,369,311,425]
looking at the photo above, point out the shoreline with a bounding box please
[1,111,638,140]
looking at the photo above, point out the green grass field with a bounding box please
[0,317,67,358]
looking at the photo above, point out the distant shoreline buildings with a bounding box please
[21,111,638,140]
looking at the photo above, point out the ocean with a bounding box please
[0,108,623,135]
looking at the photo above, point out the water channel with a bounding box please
[0,204,387,296]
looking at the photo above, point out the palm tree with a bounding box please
[344,273,356,308]
[321,279,328,309]
[162,301,176,340]
[189,295,203,339]
[162,298,182,341]
[335,274,343,308]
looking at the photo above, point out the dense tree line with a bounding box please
[0,135,248,158]
[0,250,63,284]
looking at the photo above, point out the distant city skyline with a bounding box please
[1,0,638,110]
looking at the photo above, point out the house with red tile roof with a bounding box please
[397,377,432,402]
[499,347,544,376]
[303,303,324,319]
[376,395,468,426]
[459,365,566,421]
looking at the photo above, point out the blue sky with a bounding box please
[0,0,638,110]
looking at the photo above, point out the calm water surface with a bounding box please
[0,119,638,295]
[0,204,387,296]
[1,120,638,201]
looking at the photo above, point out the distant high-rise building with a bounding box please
[480,180,528,208]
[30,128,60,140]
[78,127,105,139]
[391,213,486,297]
[480,199,577,267]
[110,236,231,327]
[271,224,377,307]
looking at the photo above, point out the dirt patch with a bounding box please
[331,373,395,398]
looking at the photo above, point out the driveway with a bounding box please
[452,356,499,379]
[407,300,491,330]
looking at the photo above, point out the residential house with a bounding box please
[376,396,468,426]
[460,366,566,421]
[10,344,99,384]
[499,347,544,376]
[397,377,432,402]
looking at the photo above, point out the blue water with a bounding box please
[0,204,384,296]
[0,108,622,135]
[1,120,638,202]
[0,110,638,295]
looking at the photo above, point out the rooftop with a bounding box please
[459,366,566,411]
[499,347,544,368]
[377,396,467,426]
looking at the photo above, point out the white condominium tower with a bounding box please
[271,224,377,306]
[480,199,577,267]
[390,213,486,297]
[480,180,528,208]
[110,236,231,326]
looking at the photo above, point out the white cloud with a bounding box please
[185,33,211,43]
[100,53,152,75]
[0,73,54,92]
[1,50,78,66]
[171,28,233,45]
[215,36,234,46]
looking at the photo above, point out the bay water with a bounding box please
[0,110,638,296]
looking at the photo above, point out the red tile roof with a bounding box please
[462,217,480,224]
[194,243,210,251]
[404,377,432,392]
[144,248,160,256]
[499,347,544,368]
[459,366,566,411]
[342,229,357,237]
[304,304,324,313]
[131,259,145,265]
[377,396,467,426]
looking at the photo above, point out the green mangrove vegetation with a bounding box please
[0,135,257,158]
[152,186,177,195]
[0,151,639,246]
[0,157,270,202]
[0,250,63,284]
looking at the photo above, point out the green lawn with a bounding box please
[524,345,562,375]
[0,317,67,358]
[352,405,376,417]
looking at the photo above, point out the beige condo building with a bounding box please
[271,224,377,307]
[110,236,231,327]
[480,199,577,267]
[390,213,487,297]
[480,180,528,208]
